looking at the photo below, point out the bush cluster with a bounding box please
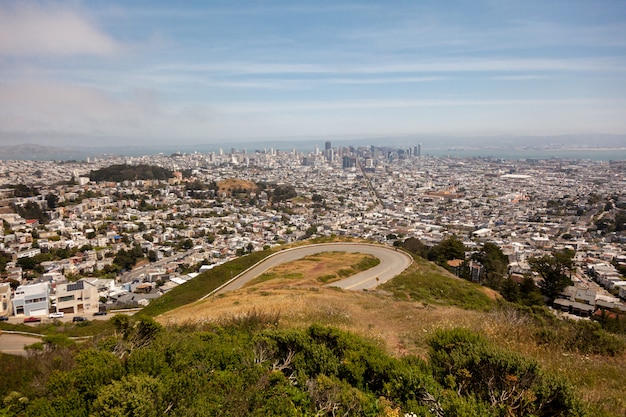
[1,315,585,417]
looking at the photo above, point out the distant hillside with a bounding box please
[216,178,259,196]
[0,143,81,160]
[89,164,173,182]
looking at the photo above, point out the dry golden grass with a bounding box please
[157,252,626,416]
[216,178,258,195]
[160,288,626,415]
[160,284,478,357]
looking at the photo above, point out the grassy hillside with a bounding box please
[155,246,624,417]
[3,240,624,416]
[141,236,376,317]
[141,248,275,317]
[380,256,497,311]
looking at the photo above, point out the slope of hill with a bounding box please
[1,240,624,416]
[155,247,625,417]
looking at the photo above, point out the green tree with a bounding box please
[428,236,465,265]
[529,249,575,304]
[11,184,39,197]
[519,276,544,306]
[500,278,520,302]
[13,201,46,222]
[401,237,429,259]
[471,242,509,290]
[304,225,318,238]
[45,193,59,210]
[16,256,38,272]
[271,184,297,202]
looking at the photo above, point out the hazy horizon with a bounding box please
[2,134,626,162]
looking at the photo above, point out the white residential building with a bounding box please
[13,282,50,316]
[55,279,99,315]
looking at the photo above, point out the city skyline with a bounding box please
[1,0,626,148]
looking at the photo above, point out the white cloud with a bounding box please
[145,56,625,79]
[0,3,120,56]
[0,80,160,135]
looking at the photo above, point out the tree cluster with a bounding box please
[270,184,297,202]
[89,164,173,183]
[9,184,39,197]
[112,244,145,272]
[528,249,575,303]
[11,201,46,223]
[470,242,509,289]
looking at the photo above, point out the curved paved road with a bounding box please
[207,243,412,297]
[0,333,41,356]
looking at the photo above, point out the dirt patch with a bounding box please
[245,252,376,288]
[480,286,501,300]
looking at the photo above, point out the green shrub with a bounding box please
[428,328,585,416]
[91,374,165,417]
[571,320,625,356]
[3,320,589,417]
[534,317,625,356]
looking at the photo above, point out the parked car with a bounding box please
[49,312,64,319]
[93,311,107,316]
[24,316,42,323]
[0,316,9,321]
[72,316,87,322]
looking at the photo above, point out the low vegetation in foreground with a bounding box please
[1,313,585,417]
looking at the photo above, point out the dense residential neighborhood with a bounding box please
[0,145,625,321]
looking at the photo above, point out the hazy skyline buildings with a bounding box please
[0,1,625,149]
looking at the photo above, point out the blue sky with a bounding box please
[1,0,625,148]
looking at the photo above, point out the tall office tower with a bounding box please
[418,143,422,158]
[324,141,333,162]
[413,146,418,157]
[342,156,356,169]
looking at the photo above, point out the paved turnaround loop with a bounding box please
[204,243,413,298]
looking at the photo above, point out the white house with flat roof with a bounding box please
[13,282,50,316]
[55,279,99,315]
